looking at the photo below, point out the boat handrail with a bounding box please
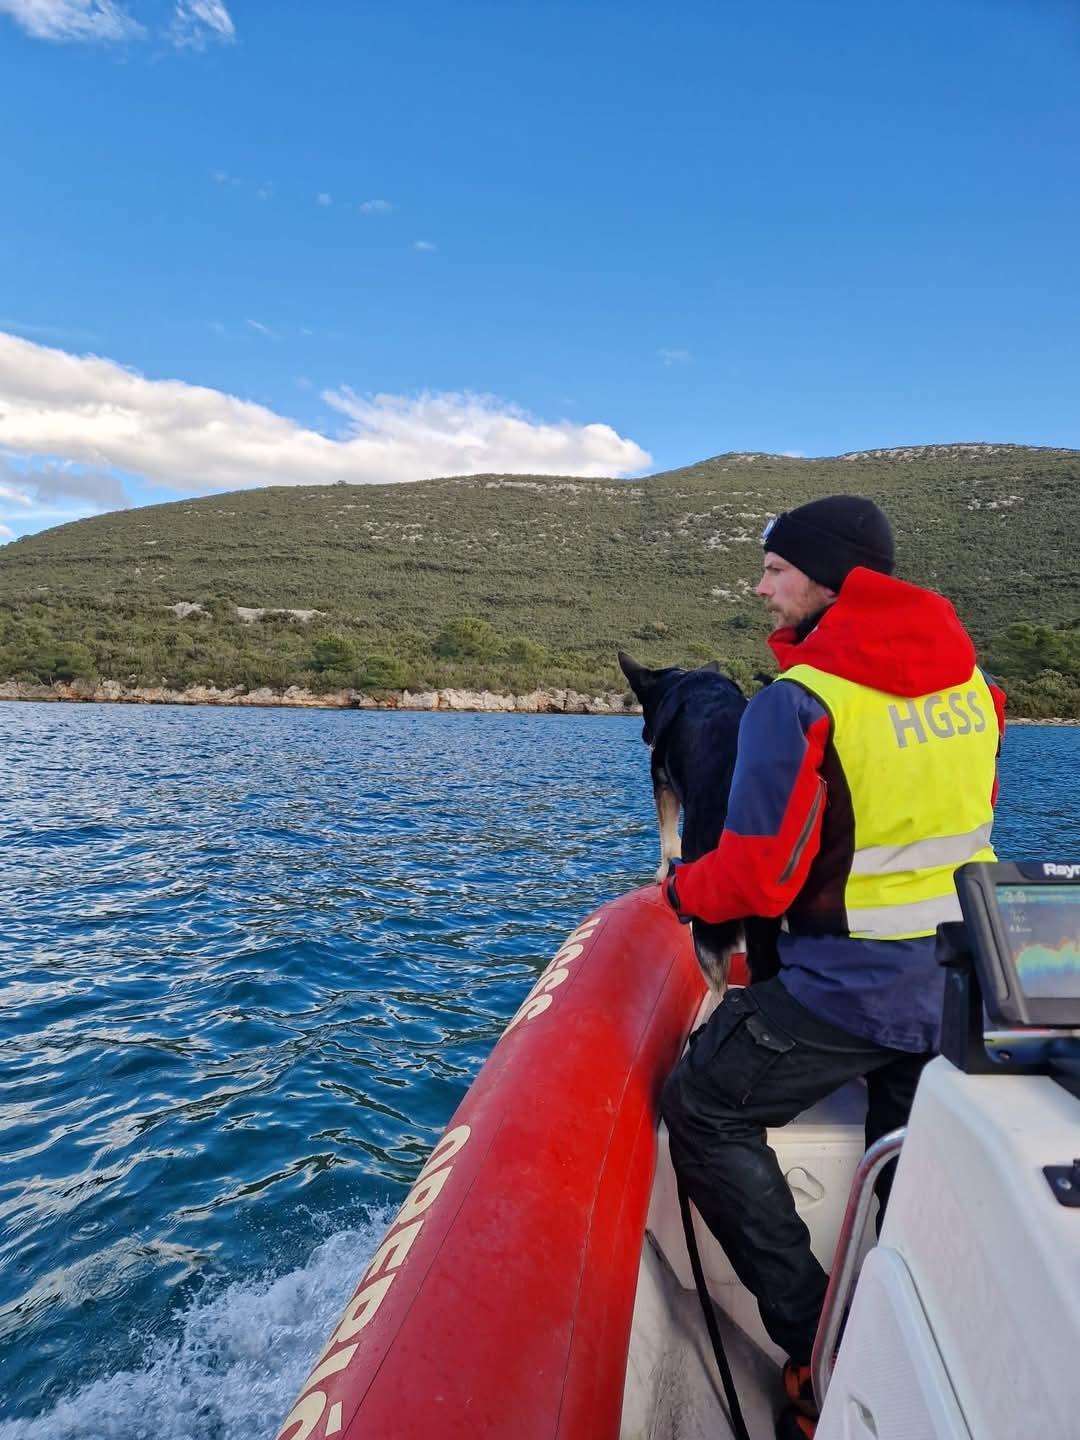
[810,1126,906,1412]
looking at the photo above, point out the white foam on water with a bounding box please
[0,1211,393,1440]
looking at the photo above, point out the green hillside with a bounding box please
[2,443,1079,715]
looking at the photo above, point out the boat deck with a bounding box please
[623,1233,784,1439]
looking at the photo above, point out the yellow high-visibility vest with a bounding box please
[779,664,998,940]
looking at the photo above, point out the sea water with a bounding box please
[0,704,1076,1436]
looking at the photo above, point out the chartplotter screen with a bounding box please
[995,885,1080,1001]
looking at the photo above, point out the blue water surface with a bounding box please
[0,704,1076,1437]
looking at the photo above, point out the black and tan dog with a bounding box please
[619,651,779,993]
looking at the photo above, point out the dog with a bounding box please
[618,650,779,994]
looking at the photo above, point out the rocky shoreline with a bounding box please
[1,679,1075,723]
[1004,716,1079,726]
[0,678,639,716]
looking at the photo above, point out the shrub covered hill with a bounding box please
[2,443,1079,717]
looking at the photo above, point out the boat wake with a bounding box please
[0,1213,392,1440]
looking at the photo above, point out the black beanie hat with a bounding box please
[761,495,894,592]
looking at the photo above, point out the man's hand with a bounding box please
[662,860,693,923]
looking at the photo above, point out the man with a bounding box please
[661,495,1004,1440]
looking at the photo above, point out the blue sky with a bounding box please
[1,0,1078,541]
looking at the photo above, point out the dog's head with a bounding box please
[618,650,727,746]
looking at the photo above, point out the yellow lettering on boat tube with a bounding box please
[504,921,600,1034]
[274,1125,473,1440]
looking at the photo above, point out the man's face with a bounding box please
[756,552,836,631]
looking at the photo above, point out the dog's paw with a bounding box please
[655,859,671,883]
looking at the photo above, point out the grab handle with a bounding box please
[811,1127,906,1412]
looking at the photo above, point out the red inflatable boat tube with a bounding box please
[274,885,707,1440]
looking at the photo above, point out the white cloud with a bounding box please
[0,0,142,41]
[0,0,236,46]
[0,331,652,495]
[3,459,129,510]
[0,458,130,540]
[0,500,113,540]
[170,0,233,47]
[413,240,436,253]
[211,171,274,204]
[0,474,32,507]
[317,192,332,207]
[658,348,691,367]
[246,319,276,339]
[359,199,394,214]
[0,316,98,345]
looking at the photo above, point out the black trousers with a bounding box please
[660,978,931,1364]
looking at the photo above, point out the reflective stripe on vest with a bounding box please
[779,663,998,941]
[845,892,963,936]
[848,821,995,877]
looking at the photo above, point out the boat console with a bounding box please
[815,861,1080,1440]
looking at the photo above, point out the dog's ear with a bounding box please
[699,660,722,673]
[617,650,655,700]
[619,650,660,743]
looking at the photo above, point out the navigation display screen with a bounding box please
[995,884,1080,1001]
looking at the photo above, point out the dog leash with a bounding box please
[677,1174,754,1440]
